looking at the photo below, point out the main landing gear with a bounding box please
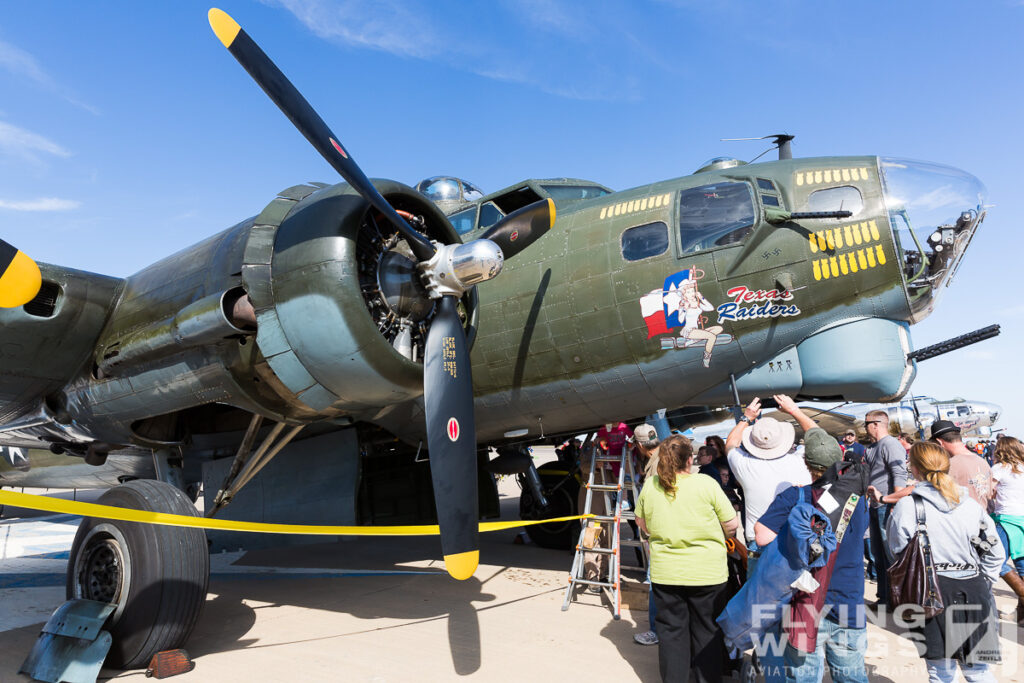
[66,480,209,669]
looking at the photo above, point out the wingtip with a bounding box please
[444,550,479,580]
[208,8,241,48]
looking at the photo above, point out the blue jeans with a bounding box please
[995,521,1024,576]
[783,618,868,683]
[868,505,892,603]
[759,620,787,683]
[863,536,877,580]
[926,659,994,682]
[646,565,657,632]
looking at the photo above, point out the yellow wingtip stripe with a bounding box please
[208,8,241,48]
[444,550,479,580]
[0,251,41,308]
[547,197,557,228]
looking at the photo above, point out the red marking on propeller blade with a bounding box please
[329,137,349,159]
[447,418,460,442]
[509,230,519,242]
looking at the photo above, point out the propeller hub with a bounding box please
[419,239,504,299]
[377,250,434,322]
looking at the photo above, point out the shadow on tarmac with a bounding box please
[172,495,573,676]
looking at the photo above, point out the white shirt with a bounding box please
[728,445,812,543]
[991,463,1024,516]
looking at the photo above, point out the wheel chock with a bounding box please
[146,649,196,678]
[19,599,115,683]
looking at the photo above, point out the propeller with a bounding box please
[208,9,554,580]
[0,238,42,308]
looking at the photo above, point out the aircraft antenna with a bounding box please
[722,133,795,161]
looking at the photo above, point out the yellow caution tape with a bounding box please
[0,490,592,536]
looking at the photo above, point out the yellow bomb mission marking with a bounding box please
[795,167,870,186]
[808,219,887,281]
[599,193,672,220]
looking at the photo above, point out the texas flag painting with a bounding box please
[640,269,695,338]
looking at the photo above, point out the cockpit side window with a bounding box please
[678,182,755,253]
[448,207,477,235]
[807,186,863,215]
[478,202,504,230]
[621,222,669,261]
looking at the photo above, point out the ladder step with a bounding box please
[620,539,645,547]
[593,457,623,463]
[587,484,620,491]
[569,578,616,588]
[576,546,617,554]
[589,514,620,523]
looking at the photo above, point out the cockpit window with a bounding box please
[540,184,611,201]
[678,182,755,253]
[807,186,863,215]
[478,202,504,230]
[448,207,477,235]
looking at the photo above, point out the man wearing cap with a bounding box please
[862,410,908,608]
[931,419,993,509]
[724,394,815,555]
[841,430,866,463]
[754,430,870,683]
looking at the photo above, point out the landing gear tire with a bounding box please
[519,461,580,550]
[67,479,209,669]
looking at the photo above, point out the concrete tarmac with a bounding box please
[2,479,1024,681]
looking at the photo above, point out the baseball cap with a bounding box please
[632,424,659,448]
[803,428,843,470]
[930,420,961,440]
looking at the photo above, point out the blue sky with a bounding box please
[1,1,1021,432]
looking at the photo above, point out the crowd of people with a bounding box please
[583,397,1023,682]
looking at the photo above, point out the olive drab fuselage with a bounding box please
[0,155,986,456]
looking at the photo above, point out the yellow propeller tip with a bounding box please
[0,251,41,308]
[547,197,556,227]
[208,8,241,48]
[443,550,479,580]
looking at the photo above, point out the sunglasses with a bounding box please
[864,420,882,426]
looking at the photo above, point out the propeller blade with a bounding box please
[207,8,435,261]
[0,239,41,308]
[479,198,556,260]
[423,296,478,580]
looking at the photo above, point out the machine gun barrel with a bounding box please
[907,324,1000,363]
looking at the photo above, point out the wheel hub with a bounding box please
[79,537,125,604]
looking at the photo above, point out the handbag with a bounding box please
[888,496,945,618]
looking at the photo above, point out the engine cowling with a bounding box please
[243,179,468,414]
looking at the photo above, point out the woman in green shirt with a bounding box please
[636,435,739,683]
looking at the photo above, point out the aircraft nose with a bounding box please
[986,402,1002,425]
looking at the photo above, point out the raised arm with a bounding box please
[774,394,817,434]
[726,397,761,452]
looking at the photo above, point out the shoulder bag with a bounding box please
[888,496,945,618]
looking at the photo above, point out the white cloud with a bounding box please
[0,38,99,115]
[265,0,643,101]
[0,198,80,211]
[0,121,71,160]
[270,0,445,59]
